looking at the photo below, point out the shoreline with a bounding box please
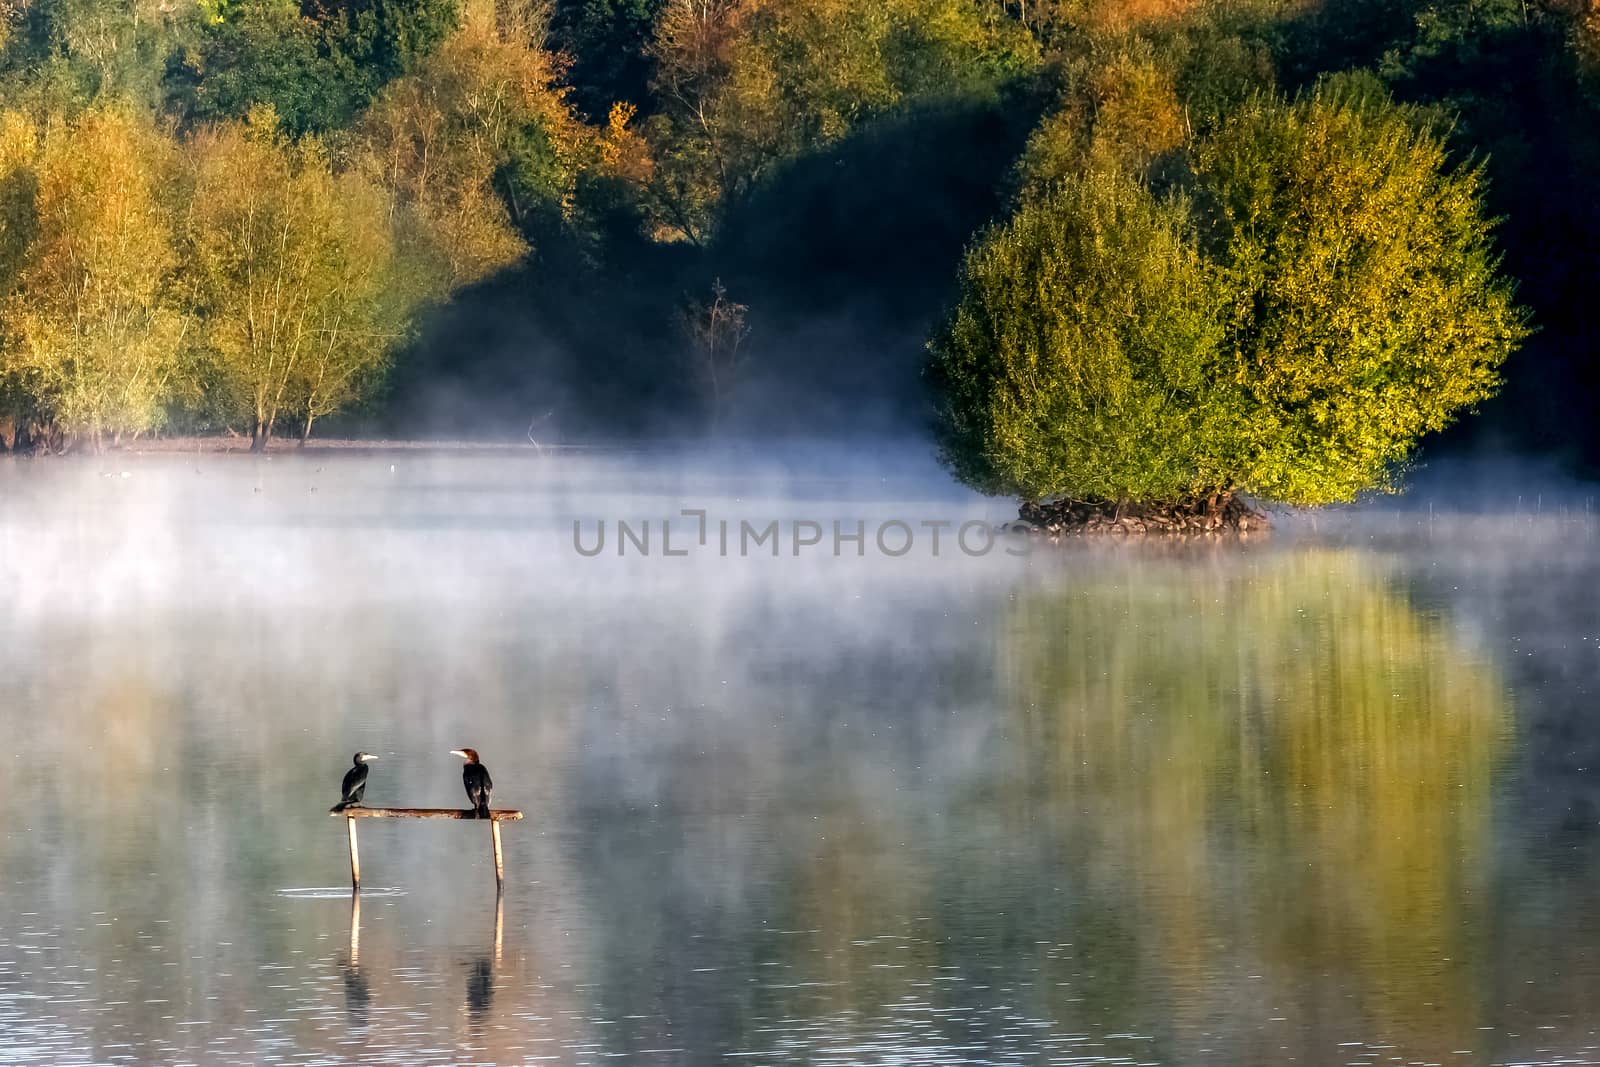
[1014,494,1269,537]
[0,435,619,457]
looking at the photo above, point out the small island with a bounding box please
[928,75,1528,535]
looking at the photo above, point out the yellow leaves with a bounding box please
[1016,44,1187,198]
[0,110,33,177]
[183,116,402,441]
[0,109,39,294]
[1086,48,1186,168]
[0,10,582,445]
[0,107,184,439]
[933,166,1235,501]
[652,0,749,98]
[600,101,654,182]
[1577,9,1600,87]
[242,102,282,141]
[1193,79,1528,504]
[356,14,608,294]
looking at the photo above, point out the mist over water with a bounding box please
[3,451,1600,1065]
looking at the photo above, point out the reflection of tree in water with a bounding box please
[995,548,1510,1063]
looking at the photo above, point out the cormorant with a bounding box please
[450,748,493,817]
[330,752,378,812]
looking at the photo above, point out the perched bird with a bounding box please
[451,748,493,817]
[330,752,378,812]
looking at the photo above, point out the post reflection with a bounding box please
[464,893,503,1030]
[342,891,370,1029]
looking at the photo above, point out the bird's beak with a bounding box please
[363,754,378,761]
[449,749,467,759]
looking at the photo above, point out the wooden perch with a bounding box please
[333,807,522,892]
[330,807,524,820]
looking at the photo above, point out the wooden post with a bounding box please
[346,816,361,890]
[491,819,505,892]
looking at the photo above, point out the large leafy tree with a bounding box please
[930,168,1236,502]
[1196,76,1527,503]
[163,0,458,136]
[357,2,581,297]
[0,0,181,110]
[164,0,358,136]
[0,108,188,450]
[183,109,399,449]
[931,77,1528,507]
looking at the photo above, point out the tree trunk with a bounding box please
[300,412,315,447]
[251,420,270,453]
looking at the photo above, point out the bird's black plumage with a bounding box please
[331,752,375,812]
[454,748,493,817]
[464,762,492,816]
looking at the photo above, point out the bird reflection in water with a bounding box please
[342,890,371,1029]
[464,893,503,1030]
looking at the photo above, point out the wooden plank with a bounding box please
[329,807,524,821]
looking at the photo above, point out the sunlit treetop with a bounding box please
[931,73,1530,507]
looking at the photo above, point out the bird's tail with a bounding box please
[476,802,490,819]
[331,801,352,813]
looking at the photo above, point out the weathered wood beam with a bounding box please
[329,807,524,820]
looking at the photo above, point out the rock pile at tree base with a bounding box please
[1015,494,1268,537]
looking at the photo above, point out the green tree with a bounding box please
[1196,76,1528,503]
[357,3,578,298]
[931,77,1528,508]
[313,0,459,99]
[164,0,358,136]
[0,0,185,111]
[286,172,399,443]
[549,0,665,120]
[930,167,1236,502]
[0,107,188,451]
[647,0,1037,242]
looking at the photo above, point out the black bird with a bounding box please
[330,752,378,812]
[451,748,492,817]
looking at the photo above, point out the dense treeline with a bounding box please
[0,0,581,450]
[416,0,1600,472]
[0,0,1595,464]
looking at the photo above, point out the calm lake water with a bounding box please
[3,451,1600,1066]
